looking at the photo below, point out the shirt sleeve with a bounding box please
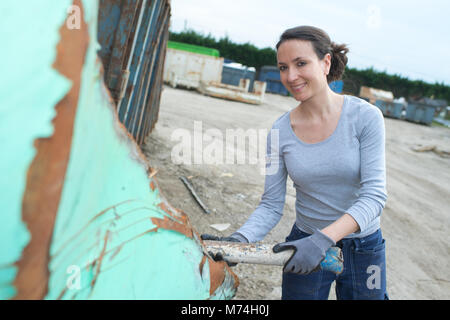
[346,105,388,234]
[235,127,288,242]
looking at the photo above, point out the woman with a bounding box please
[202,26,388,300]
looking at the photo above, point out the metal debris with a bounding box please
[180,176,211,214]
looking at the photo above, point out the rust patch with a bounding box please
[202,246,239,296]
[157,201,171,215]
[154,193,240,296]
[155,189,240,296]
[150,216,193,239]
[13,0,89,299]
[207,258,227,296]
[157,201,186,224]
[148,167,158,179]
[226,263,240,290]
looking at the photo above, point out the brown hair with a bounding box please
[276,26,349,83]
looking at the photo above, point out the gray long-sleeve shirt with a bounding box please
[236,95,387,242]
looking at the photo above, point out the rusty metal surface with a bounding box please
[3,0,238,300]
[98,0,170,145]
[12,0,90,300]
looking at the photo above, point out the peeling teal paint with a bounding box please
[0,1,72,300]
[0,0,236,299]
[46,0,226,299]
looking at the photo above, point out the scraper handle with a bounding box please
[204,240,344,275]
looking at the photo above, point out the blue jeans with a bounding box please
[281,224,389,300]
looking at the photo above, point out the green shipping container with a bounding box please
[168,40,220,57]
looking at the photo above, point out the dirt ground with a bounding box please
[141,85,450,300]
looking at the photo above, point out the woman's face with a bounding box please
[277,39,331,102]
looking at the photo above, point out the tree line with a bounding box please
[169,29,450,103]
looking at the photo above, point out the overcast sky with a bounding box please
[169,0,450,85]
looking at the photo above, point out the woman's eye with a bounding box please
[297,62,306,67]
[279,66,287,71]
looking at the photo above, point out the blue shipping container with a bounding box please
[329,80,343,93]
[258,66,288,96]
[374,100,404,119]
[221,64,256,91]
[405,102,437,125]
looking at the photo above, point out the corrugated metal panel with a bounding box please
[98,0,170,145]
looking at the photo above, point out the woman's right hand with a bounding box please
[201,233,248,266]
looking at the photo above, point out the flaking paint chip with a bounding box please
[210,223,230,232]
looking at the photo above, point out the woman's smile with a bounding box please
[290,82,307,92]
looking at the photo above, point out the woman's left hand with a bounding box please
[273,230,335,274]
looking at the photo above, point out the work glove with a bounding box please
[201,232,248,267]
[273,229,335,274]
